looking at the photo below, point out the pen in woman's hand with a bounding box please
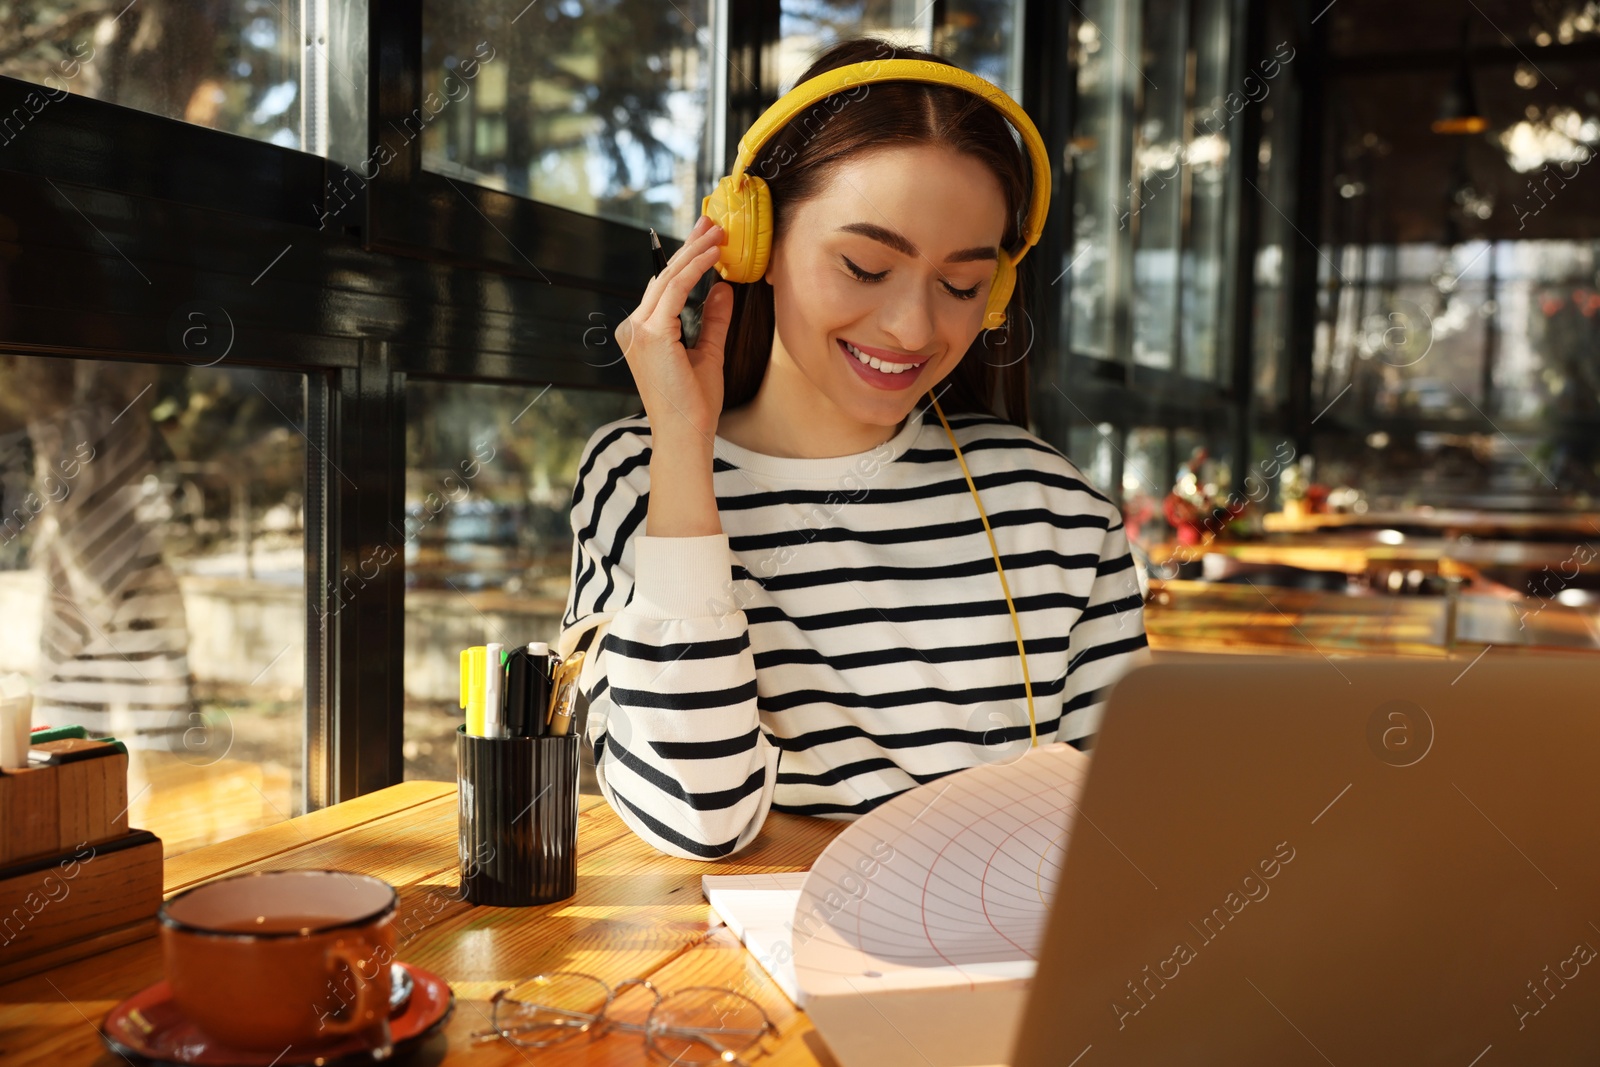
[649,227,671,277]
[648,226,706,349]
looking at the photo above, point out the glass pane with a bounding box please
[778,2,935,92]
[1123,426,1170,546]
[1246,433,1294,513]
[941,0,1026,90]
[1493,240,1600,430]
[401,382,641,783]
[1250,0,1296,409]
[0,0,310,150]
[1180,0,1232,381]
[1066,0,1138,359]
[1251,87,1294,407]
[1313,237,1498,420]
[775,2,1026,96]
[1416,287,1486,415]
[0,355,307,858]
[421,0,717,235]
[1067,422,1117,499]
[1129,0,1187,371]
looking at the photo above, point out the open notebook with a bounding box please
[700,743,1090,1067]
[701,871,809,1002]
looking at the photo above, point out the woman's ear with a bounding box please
[760,232,783,289]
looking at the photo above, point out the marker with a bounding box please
[504,648,531,738]
[460,646,488,737]
[527,642,551,738]
[483,642,506,739]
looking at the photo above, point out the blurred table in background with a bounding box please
[1144,579,1600,657]
[1263,508,1600,539]
[1147,535,1600,599]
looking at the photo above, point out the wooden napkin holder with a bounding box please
[0,737,163,983]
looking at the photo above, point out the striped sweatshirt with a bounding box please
[556,407,1152,860]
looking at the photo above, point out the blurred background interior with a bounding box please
[0,0,1596,857]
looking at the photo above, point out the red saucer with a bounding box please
[99,960,454,1066]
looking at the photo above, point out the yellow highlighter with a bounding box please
[460,646,488,737]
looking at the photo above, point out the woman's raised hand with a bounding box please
[614,215,735,447]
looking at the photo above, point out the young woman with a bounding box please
[558,37,1151,860]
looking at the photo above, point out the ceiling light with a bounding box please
[1433,21,1488,135]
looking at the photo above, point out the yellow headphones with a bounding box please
[700,57,1052,332]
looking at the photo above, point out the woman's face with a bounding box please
[764,143,1009,428]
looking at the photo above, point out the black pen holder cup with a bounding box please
[456,724,580,906]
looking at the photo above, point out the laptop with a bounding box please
[1009,652,1600,1066]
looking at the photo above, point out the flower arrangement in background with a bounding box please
[1163,447,1251,545]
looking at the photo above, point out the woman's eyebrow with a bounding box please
[836,221,997,263]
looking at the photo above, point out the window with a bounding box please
[777,0,1026,94]
[1314,241,1497,420]
[420,0,721,236]
[1064,0,1136,360]
[1067,421,1117,500]
[1492,240,1600,425]
[1129,0,1186,371]
[939,0,1026,90]
[1252,83,1296,409]
[1312,238,1600,497]
[1311,21,1600,500]
[1123,426,1171,545]
[1064,0,1242,381]
[401,381,640,782]
[0,0,346,153]
[1179,0,1234,382]
[0,355,307,857]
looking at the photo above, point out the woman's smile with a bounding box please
[837,337,931,391]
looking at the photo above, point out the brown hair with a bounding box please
[720,36,1038,429]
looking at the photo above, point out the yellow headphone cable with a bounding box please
[929,392,1038,748]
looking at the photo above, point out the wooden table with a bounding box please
[0,782,849,1066]
[1148,535,1600,579]
[1262,507,1600,539]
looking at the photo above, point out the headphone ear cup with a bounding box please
[982,253,1016,331]
[701,173,773,284]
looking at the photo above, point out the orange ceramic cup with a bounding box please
[157,869,398,1052]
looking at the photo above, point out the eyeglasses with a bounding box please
[470,970,778,1065]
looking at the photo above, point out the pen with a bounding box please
[543,649,560,730]
[649,227,705,349]
[483,642,506,739]
[548,650,586,737]
[649,226,670,276]
[460,646,488,737]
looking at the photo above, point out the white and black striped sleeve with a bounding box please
[557,428,779,860]
[1054,517,1154,748]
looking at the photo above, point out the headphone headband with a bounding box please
[731,57,1051,266]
